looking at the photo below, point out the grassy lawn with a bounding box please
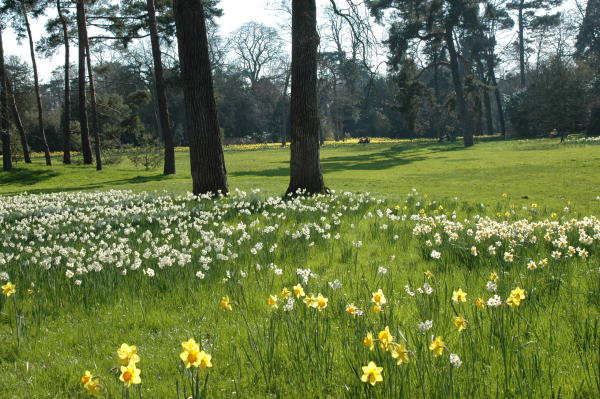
[2,138,599,212]
[0,139,599,398]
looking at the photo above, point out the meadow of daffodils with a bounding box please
[0,189,599,398]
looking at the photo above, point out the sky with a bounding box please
[2,0,581,83]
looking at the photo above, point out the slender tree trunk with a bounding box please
[76,0,93,165]
[0,27,11,172]
[57,0,71,164]
[23,8,51,165]
[173,0,227,195]
[147,0,175,175]
[476,59,494,134]
[445,29,474,147]
[85,45,102,171]
[518,4,526,87]
[6,76,31,163]
[486,53,506,137]
[286,0,326,195]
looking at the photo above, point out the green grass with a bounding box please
[0,139,599,398]
[2,138,600,212]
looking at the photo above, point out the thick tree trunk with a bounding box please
[173,0,228,195]
[445,30,474,147]
[147,0,175,175]
[286,0,326,195]
[6,76,31,163]
[85,45,102,171]
[518,5,526,87]
[0,27,11,172]
[57,0,71,164]
[486,53,507,137]
[76,0,93,165]
[23,8,51,165]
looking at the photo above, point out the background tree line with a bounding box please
[0,0,598,190]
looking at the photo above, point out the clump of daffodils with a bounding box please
[180,338,212,369]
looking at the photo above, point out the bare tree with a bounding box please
[229,22,285,87]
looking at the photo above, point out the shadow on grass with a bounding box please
[231,142,467,178]
[1,174,171,196]
[0,167,60,185]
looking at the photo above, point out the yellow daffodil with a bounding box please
[315,293,328,311]
[510,287,526,301]
[378,326,394,350]
[453,316,468,332]
[474,298,485,309]
[1,282,16,297]
[452,289,467,303]
[390,343,410,365]
[119,361,141,387]
[303,295,316,307]
[219,296,233,311]
[81,371,93,385]
[372,289,387,305]
[280,287,291,298]
[267,295,278,308]
[360,361,383,386]
[506,288,526,308]
[429,336,445,357]
[180,338,212,369]
[489,272,499,281]
[84,379,100,395]
[424,270,434,279]
[292,284,305,298]
[373,304,382,313]
[117,343,140,365]
[363,332,375,351]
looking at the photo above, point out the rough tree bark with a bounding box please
[57,0,71,164]
[76,0,93,165]
[23,7,52,165]
[6,76,31,163]
[286,0,326,195]
[445,29,475,147]
[85,44,102,171]
[173,0,228,195]
[0,26,11,172]
[147,0,175,175]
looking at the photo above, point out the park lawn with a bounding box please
[1,138,599,213]
[0,138,599,398]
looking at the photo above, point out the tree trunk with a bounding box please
[518,5,526,87]
[173,0,228,195]
[147,0,175,175]
[445,29,474,147]
[0,27,11,172]
[286,0,326,195]
[486,53,506,137]
[85,44,102,171]
[280,67,291,146]
[23,8,52,165]
[76,0,93,165]
[6,76,31,163]
[476,59,494,134]
[57,0,71,164]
